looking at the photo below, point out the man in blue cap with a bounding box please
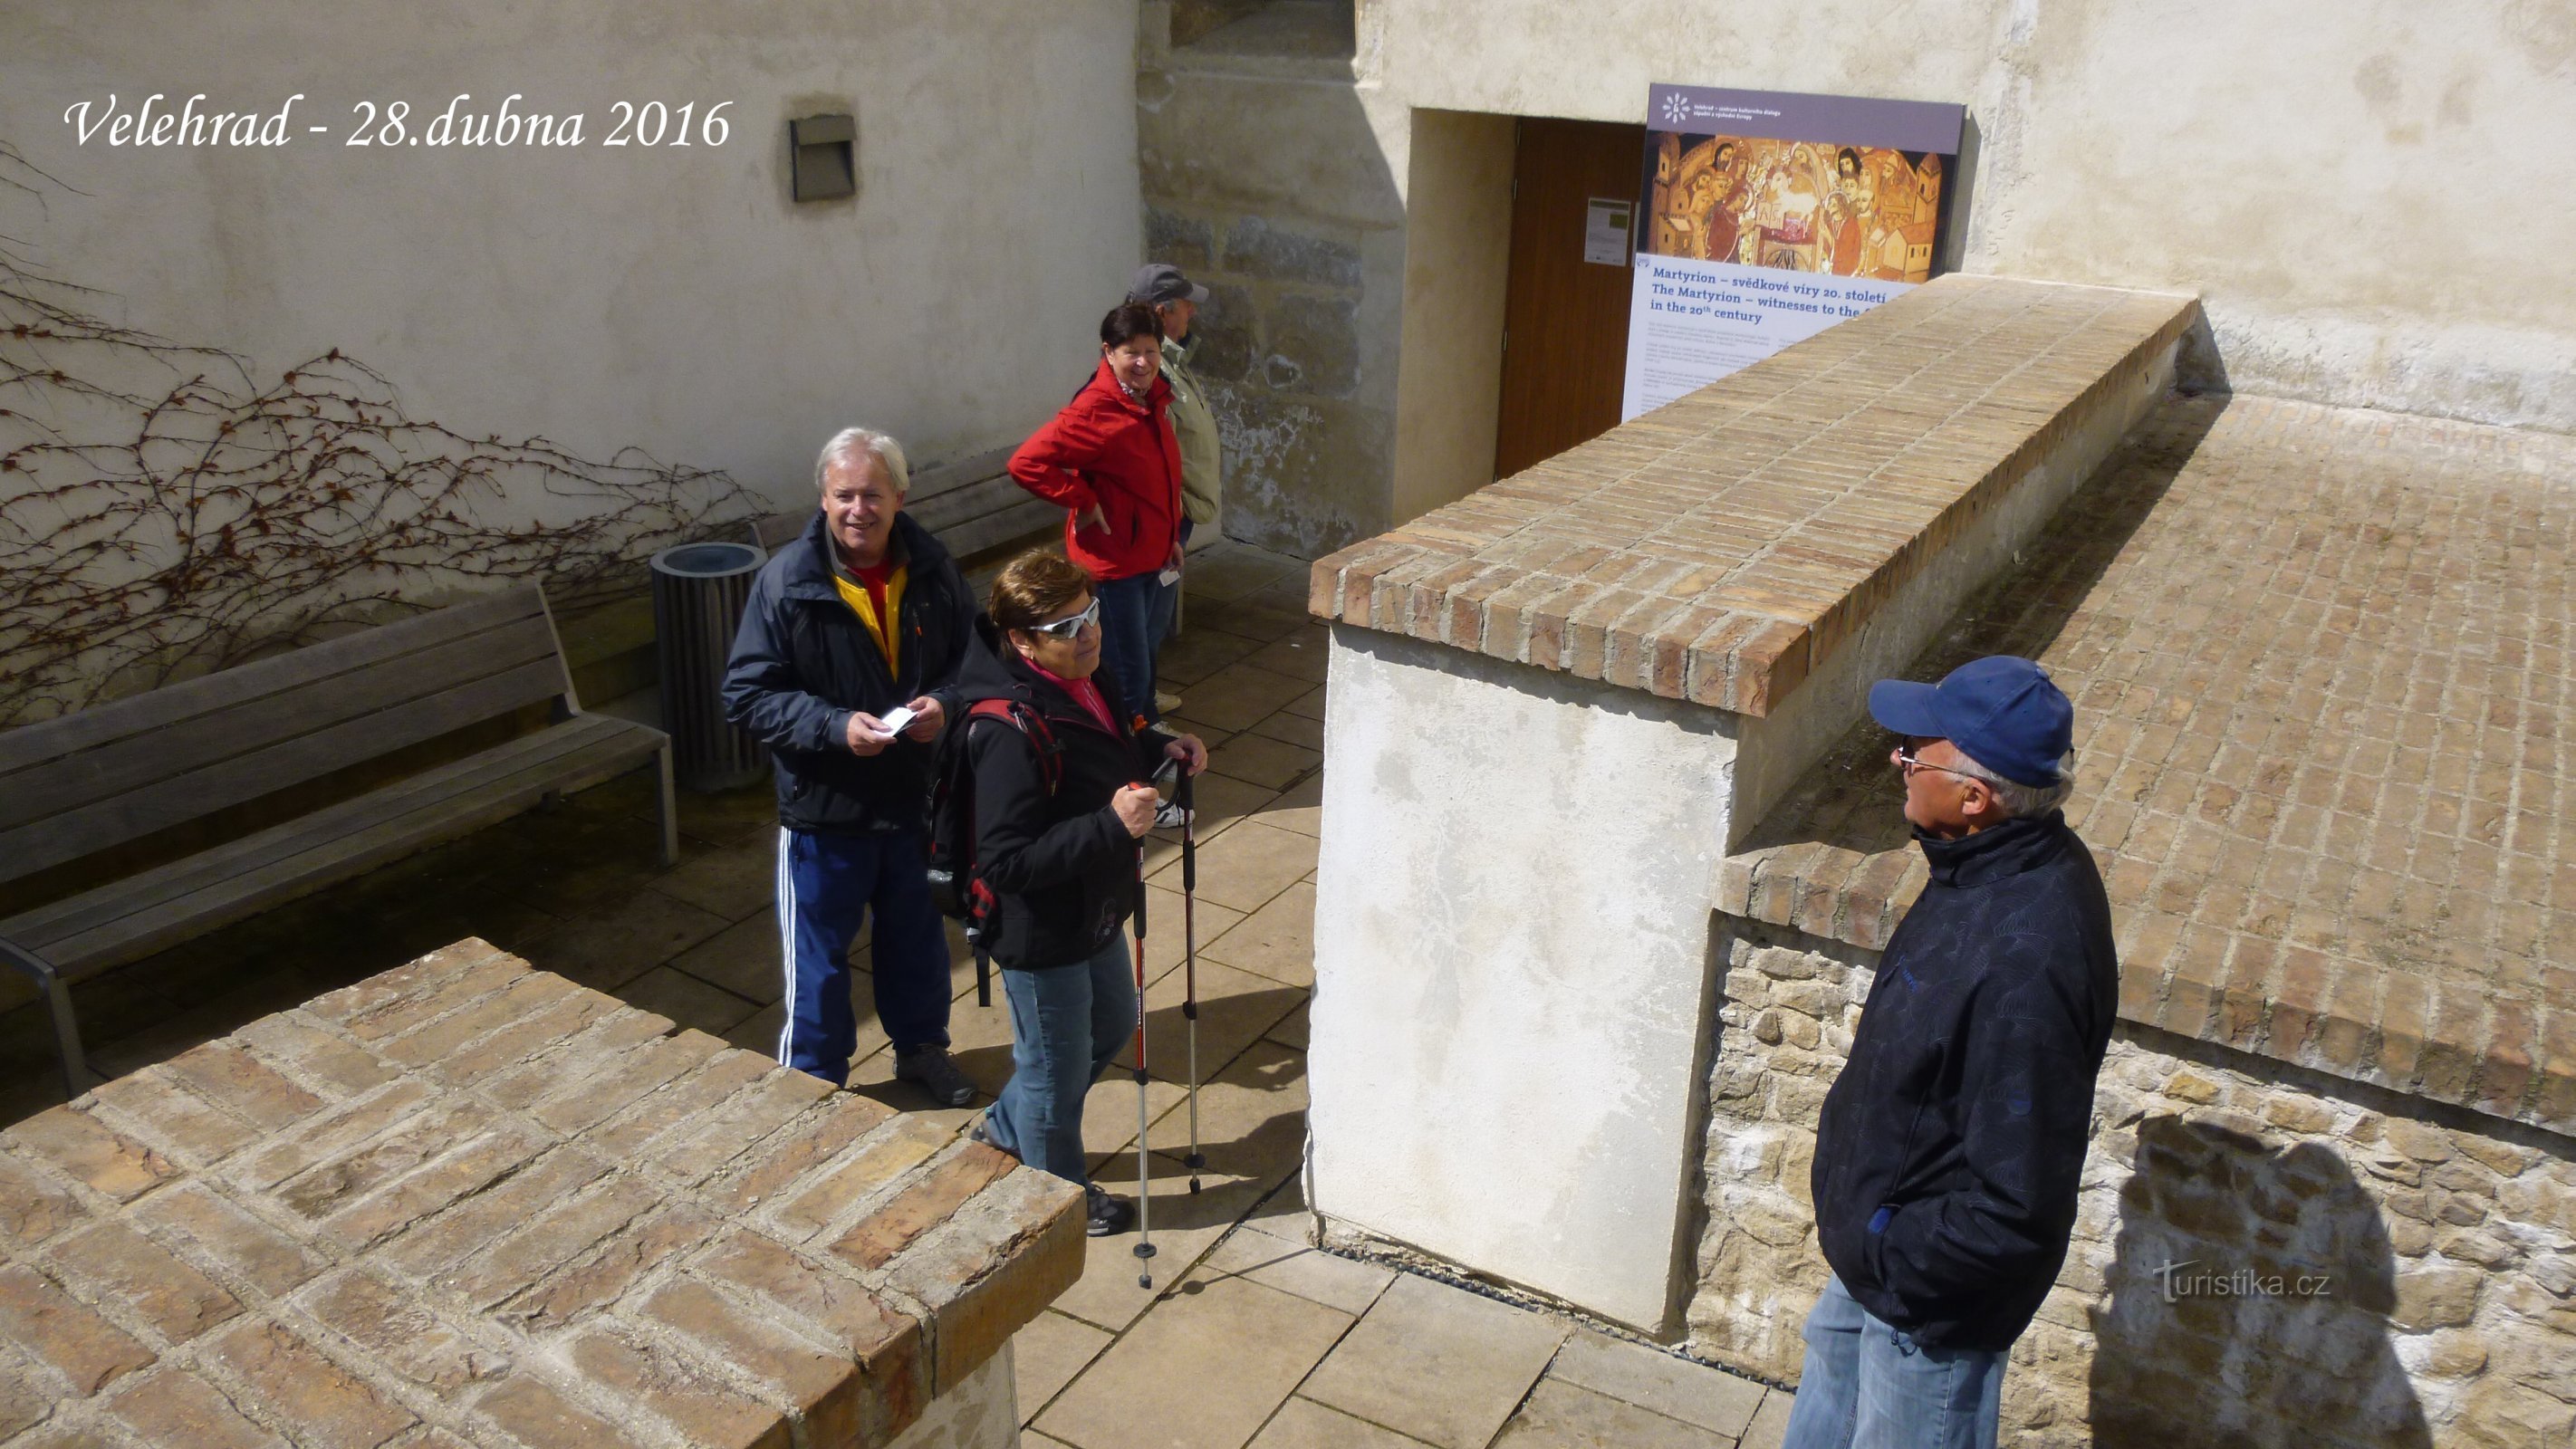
[1783,656,2119,1449]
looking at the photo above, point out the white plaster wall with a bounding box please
[1307,624,1737,1332]
[889,1342,1018,1449]
[0,0,1143,513]
[1360,0,2576,433]
[1389,108,1514,526]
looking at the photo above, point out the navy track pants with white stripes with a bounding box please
[774,826,953,1087]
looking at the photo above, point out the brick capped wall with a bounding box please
[0,939,1082,1448]
[1308,274,2196,719]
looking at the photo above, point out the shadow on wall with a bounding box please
[2090,1115,2428,1448]
[1139,14,1402,559]
[1731,394,2224,860]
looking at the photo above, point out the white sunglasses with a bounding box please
[1027,599,1102,640]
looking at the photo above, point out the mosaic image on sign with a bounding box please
[1643,133,1946,283]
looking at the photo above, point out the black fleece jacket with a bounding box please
[1810,809,2119,1351]
[721,511,976,835]
[953,619,1165,970]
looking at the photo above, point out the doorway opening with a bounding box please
[1493,117,1647,480]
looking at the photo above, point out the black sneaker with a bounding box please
[968,1116,1018,1160]
[1085,1185,1137,1237]
[894,1047,975,1108]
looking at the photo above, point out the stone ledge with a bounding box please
[1308,273,2198,717]
[0,938,1084,1448]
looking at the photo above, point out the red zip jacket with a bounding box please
[1007,358,1186,581]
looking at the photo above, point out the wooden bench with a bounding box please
[750,443,1059,562]
[0,585,675,1094]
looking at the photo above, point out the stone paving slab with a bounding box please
[0,940,1084,1448]
[1300,1272,1570,1449]
[1717,393,2576,1132]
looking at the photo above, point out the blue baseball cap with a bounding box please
[1867,656,2072,787]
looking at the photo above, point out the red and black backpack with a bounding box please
[925,696,1062,1003]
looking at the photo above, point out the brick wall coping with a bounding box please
[1308,273,2196,717]
[0,939,1084,1448]
[1714,395,2575,1137]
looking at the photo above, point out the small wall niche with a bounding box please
[790,113,855,202]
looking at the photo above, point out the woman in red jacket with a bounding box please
[1007,302,1187,733]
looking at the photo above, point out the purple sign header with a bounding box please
[1647,83,1964,156]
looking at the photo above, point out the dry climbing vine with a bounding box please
[0,140,750,724]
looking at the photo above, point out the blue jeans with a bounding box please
[1781,1277,2004,1449]
[774,827,952,1086]
[981,936,1136,1188]
[1094,569,1173,728]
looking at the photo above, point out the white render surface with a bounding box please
[0,0,1142,523]
[1308,625,1736,1332]
[1355,0,2576,434]
[889,1342,1019,1449]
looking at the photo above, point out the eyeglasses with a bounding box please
[1894,738,1982,785]
[1028,599,1102,640]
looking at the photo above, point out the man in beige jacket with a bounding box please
[1127,262,1221,713]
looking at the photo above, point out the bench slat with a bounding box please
[906,443,1017,504]
[0,588,550,777]
[6,716,662,973]
[0,613,562,834]
[0,656,571,882]
[934,497,1062,563]
[905,473,1041,535]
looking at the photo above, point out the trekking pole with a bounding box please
[1129,823,1158,1289]
[1179,768,1204,1194]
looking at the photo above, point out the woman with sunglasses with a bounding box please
[953,550,1207,1235]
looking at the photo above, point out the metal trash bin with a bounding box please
[649,541,769,792]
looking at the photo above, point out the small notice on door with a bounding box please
[1584,197,1631,266]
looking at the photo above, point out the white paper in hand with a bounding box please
[877,705,917,735]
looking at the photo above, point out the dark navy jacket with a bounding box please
[720,511,974,835]
[1810,809,2119,1351]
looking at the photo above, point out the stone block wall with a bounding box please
[1135,4,1406,559]
[1694,919,2576,1448]
[1139,200,1396,558]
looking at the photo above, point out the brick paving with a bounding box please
[1307,273,2194,715]
[0,937,1083,1447]
[1719,393,2576,1132]
[0,540,1784,1448]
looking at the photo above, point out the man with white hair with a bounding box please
[722,427,978,1106]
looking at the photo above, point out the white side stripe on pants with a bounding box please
[774,826,797,1066]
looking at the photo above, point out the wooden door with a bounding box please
[1492,117,1645,480]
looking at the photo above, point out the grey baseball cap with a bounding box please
[1128,263,1209,306]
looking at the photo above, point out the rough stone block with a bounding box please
[1221,216,1360,287]
[0,1262,157,1396]
[3,1107,179,1202]
[206,1317,418,1447]
[46,1221,244,1345]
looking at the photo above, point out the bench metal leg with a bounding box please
[0,939,93,1099]
[655,743,681,867]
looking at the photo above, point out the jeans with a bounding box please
[981,936,1136,1188]
[1781,1276,2005,1449]
[1095,569,1174,728]
[774,827,952,1087]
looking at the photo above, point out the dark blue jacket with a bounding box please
[721,511,974,835]
[1810,809,2119,1350]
